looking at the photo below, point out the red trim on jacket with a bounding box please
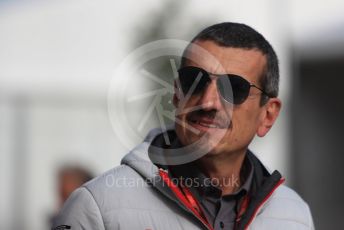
[159,169,214,230]
[159,169,285,230]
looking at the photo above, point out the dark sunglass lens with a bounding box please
[217,76,234,103]
[229,76,250,104]
[178,67,209,95]
[217,75,250,104]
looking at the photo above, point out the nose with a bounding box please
[198,79,223,111]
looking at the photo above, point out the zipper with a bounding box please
[158,169,214,230]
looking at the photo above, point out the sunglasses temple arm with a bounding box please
[250,84,272,97]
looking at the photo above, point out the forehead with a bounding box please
[185,40,267,84]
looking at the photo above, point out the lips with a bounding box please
[198,122,219,128]
[188,117,224,130]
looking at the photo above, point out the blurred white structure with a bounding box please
[1,0,343,229]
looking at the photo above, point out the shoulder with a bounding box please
[84,164,141,191]
[270,184,308,204]
[52,187,105,230]
[83,164,149,203]
[52,165,152,229]
[255,185,314,229]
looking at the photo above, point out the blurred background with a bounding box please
[1,0,343,229]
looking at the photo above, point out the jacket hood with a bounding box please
[120,127,193,214]
[120,127,164,181]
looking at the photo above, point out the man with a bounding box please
[49,166,93,226]
[52,23,314,230]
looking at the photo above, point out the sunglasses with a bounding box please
[177,66,272,105]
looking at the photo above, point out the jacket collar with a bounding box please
[121,128,284,230]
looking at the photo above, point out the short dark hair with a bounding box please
[181,22,279,105]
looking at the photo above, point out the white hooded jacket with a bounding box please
[52,128,314,230]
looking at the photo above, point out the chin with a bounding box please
[203,144,225,155]
[180,131,200,147]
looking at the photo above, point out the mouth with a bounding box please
[187,117,225,132]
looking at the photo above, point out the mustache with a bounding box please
[186,109,230,128]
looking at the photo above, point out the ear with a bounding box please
[257,98,282,137]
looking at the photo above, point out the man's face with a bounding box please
[174,40,276,156]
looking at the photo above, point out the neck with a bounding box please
[196,149,247,195]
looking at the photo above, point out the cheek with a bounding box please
[231,106,261,136]
[174,98,198,144]
[175,96,201,122]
